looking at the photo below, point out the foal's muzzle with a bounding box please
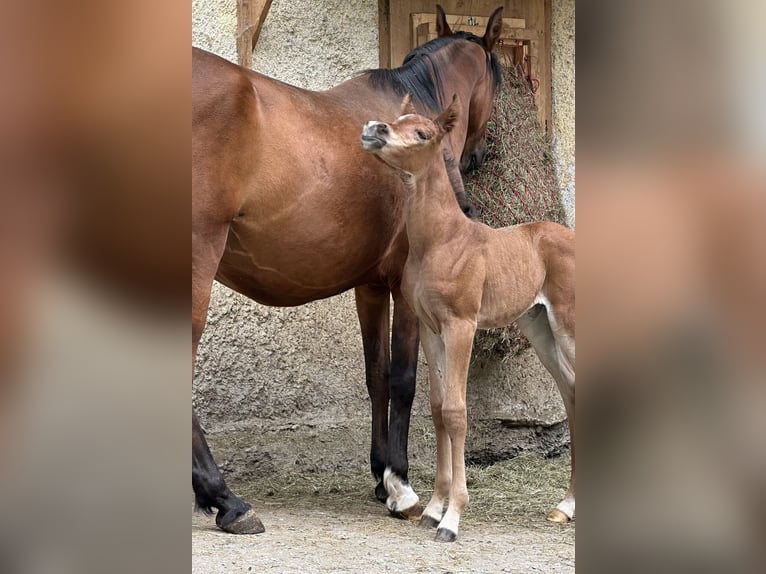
[361,122,388,150]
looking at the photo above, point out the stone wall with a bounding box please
[192,0,573,479]
[551,0,576,227]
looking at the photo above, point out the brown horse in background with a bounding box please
[362,96,575,541]
[192,6,505,533]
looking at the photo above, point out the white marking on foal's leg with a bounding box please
[383,468,420,516]
[421,493,446,525]
[548,494,575,523]
[556,495,575,519]
[436,505,462,541]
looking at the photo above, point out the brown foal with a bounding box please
[361,95,575,541]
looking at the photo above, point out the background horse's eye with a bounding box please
[416,130,429,141]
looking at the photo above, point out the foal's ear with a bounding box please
[399,93,416,117]
[436,94,461,134]
[483,6,504,53]
[435,5,452,37]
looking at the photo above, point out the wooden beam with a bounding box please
[237,0,273,68]
[378,0,391,68]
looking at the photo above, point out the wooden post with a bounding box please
[237,0,273,68]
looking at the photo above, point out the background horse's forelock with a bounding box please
[365,32,502,113]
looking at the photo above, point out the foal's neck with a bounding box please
[404,154,471,258]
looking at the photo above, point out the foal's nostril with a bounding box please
[376,123,389,135]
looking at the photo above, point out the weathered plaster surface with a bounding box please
[551,0,576,227]
[191,0,237,62]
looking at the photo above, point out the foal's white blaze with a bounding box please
[397,113,416,122]
[383,468,419,513]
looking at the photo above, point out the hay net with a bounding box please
[463,60,566,360]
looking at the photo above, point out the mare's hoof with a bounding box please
[217,508,266,534]
[547,508,571,523]
[375,480,388,503]
[419,515,440,529]
[389,502,423,521]
[435,527,457,542]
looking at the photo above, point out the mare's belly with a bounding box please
[214,213,390,307]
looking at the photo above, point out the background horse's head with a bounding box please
[368,5,503,177]
[434,5,504,173]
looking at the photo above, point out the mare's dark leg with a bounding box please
[383,287,422,518]
[354,284,391,502]
[443,149,476,218]
[192,218,263,534]
[192,410,263,533]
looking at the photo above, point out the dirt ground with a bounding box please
[192,455,575,573]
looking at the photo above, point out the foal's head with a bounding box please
[361,94,460,177]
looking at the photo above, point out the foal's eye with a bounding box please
[416,130,429,141]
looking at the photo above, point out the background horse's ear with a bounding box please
[483,6,504,53]
[436,94,461,134]
[399,94,416,116]
[435,5,452,37]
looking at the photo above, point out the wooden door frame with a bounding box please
[377,0,552,133]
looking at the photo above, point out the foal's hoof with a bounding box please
[419,515,440,529]
[435,527,457,542]
[389,502,423,521]
[217,508,266,534]
[547,508,572,523]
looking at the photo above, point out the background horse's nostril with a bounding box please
[376,123,389,135]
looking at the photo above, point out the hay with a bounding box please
[463,65,565,360]
[236,453,571,528]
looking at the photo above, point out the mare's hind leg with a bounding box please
[354,284,391,502]
[383,287,421,519]
[517,305,576,522]
[355,285,421,517]
[192,220,263,534]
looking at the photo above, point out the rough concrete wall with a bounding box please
[251,0,379,90]
[192,0,569,479]
[551,0,576,227]
[191,0,237,63]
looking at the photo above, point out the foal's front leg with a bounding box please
[419,325,451,528]
[435,321,476,542]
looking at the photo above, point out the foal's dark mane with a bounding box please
[364,32,502,112]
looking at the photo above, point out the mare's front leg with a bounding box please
[355,284,391,502]
[192,218,263,534]
[192,410,263,533]
[382,287,421,519]
[442,148,476,219]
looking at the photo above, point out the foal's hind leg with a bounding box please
[518,305,576,522]
[192,220,263,534]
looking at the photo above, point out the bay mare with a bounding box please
[192,6,505,533]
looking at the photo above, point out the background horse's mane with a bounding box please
[364,32,502,113]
